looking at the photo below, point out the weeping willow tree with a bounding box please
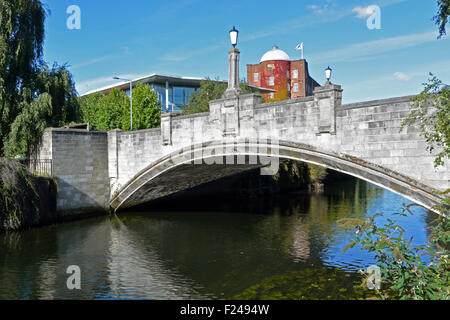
[435,0,450,38]
[0,0,80,158]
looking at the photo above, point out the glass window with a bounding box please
[253,72,259,82]
[185,87,196,104]
[269,92,274,99]
[287,83,290,91]
[293,83,299,92]
[269,76,274,86]
[292,69,298,79]
[173,87,185,107]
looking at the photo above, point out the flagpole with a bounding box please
[296,42,304,60]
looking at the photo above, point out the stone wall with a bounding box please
[35,83,449,214]
[38,128,110,216]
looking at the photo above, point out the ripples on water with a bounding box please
[0,177,432,299]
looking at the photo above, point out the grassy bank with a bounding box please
[0,159,57,233]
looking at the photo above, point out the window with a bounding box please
[253,72,259,82]
[269,92,274,99]
[287,83,290,91]
[292,69,298,79]
[286,70,289,78]
[269,76,274,86]
[173,86,186,107]
[293,83,299,92]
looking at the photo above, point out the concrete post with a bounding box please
[161,112,173,145]
[313,83,343,135]
[223,47,243,99]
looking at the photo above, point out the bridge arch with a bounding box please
[110,139,442,212]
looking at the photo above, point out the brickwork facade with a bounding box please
[247,47,319,101]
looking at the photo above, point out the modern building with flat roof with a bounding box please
[81,74,204,113]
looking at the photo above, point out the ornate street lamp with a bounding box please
[113,76,133,130]
[223,26,242,98]
[229,26,239,48]
[325,66,332,84]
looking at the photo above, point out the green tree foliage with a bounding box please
[0,1,79,158]
[96,88,129,131]
[127,84,161,130]
[182,80,227,115]
[181,79,262,115]
[79,84,160,131]
[338,208,449,300]
[401,74,449,167]
[4,92,52,157]
[434,0,450,38]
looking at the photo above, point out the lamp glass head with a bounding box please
[325,66,332,81]
[229,26,238,47]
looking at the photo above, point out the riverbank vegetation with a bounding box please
[0,159,57,233]
[338,75,450,300]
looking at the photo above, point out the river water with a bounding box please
[0,177,432,300]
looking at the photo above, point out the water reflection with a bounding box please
[0,177,432,299]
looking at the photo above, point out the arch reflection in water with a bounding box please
[0,177,432,299]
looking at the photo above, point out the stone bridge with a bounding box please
[35,84,449,216]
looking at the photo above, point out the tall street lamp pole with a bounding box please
[223,26,242,98]
[113,76,133,130]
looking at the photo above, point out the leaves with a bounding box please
[342,241,356,253]
[338,205,449,300]
[434,0,450,38]
[401,74,450,167]
[79,84,161,131]
[0,1,79,158]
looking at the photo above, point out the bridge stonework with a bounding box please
[36,84,449,216]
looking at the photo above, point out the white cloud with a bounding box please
[76,73,146,95]
[352,6,375,19]
[310,31,441,64]
[243,0,405,42]
[71,55,112,69]
[393,72,410,81]
[307,4,329,14]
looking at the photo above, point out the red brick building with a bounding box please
[247,45,320,101]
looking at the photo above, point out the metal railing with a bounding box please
[24,159,53,176]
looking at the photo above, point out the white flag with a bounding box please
[295,42,303,50]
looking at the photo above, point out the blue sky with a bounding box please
[42,0,449,103]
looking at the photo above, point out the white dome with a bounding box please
[260,45,290,63]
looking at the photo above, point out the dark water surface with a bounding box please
[0,178,432,299]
